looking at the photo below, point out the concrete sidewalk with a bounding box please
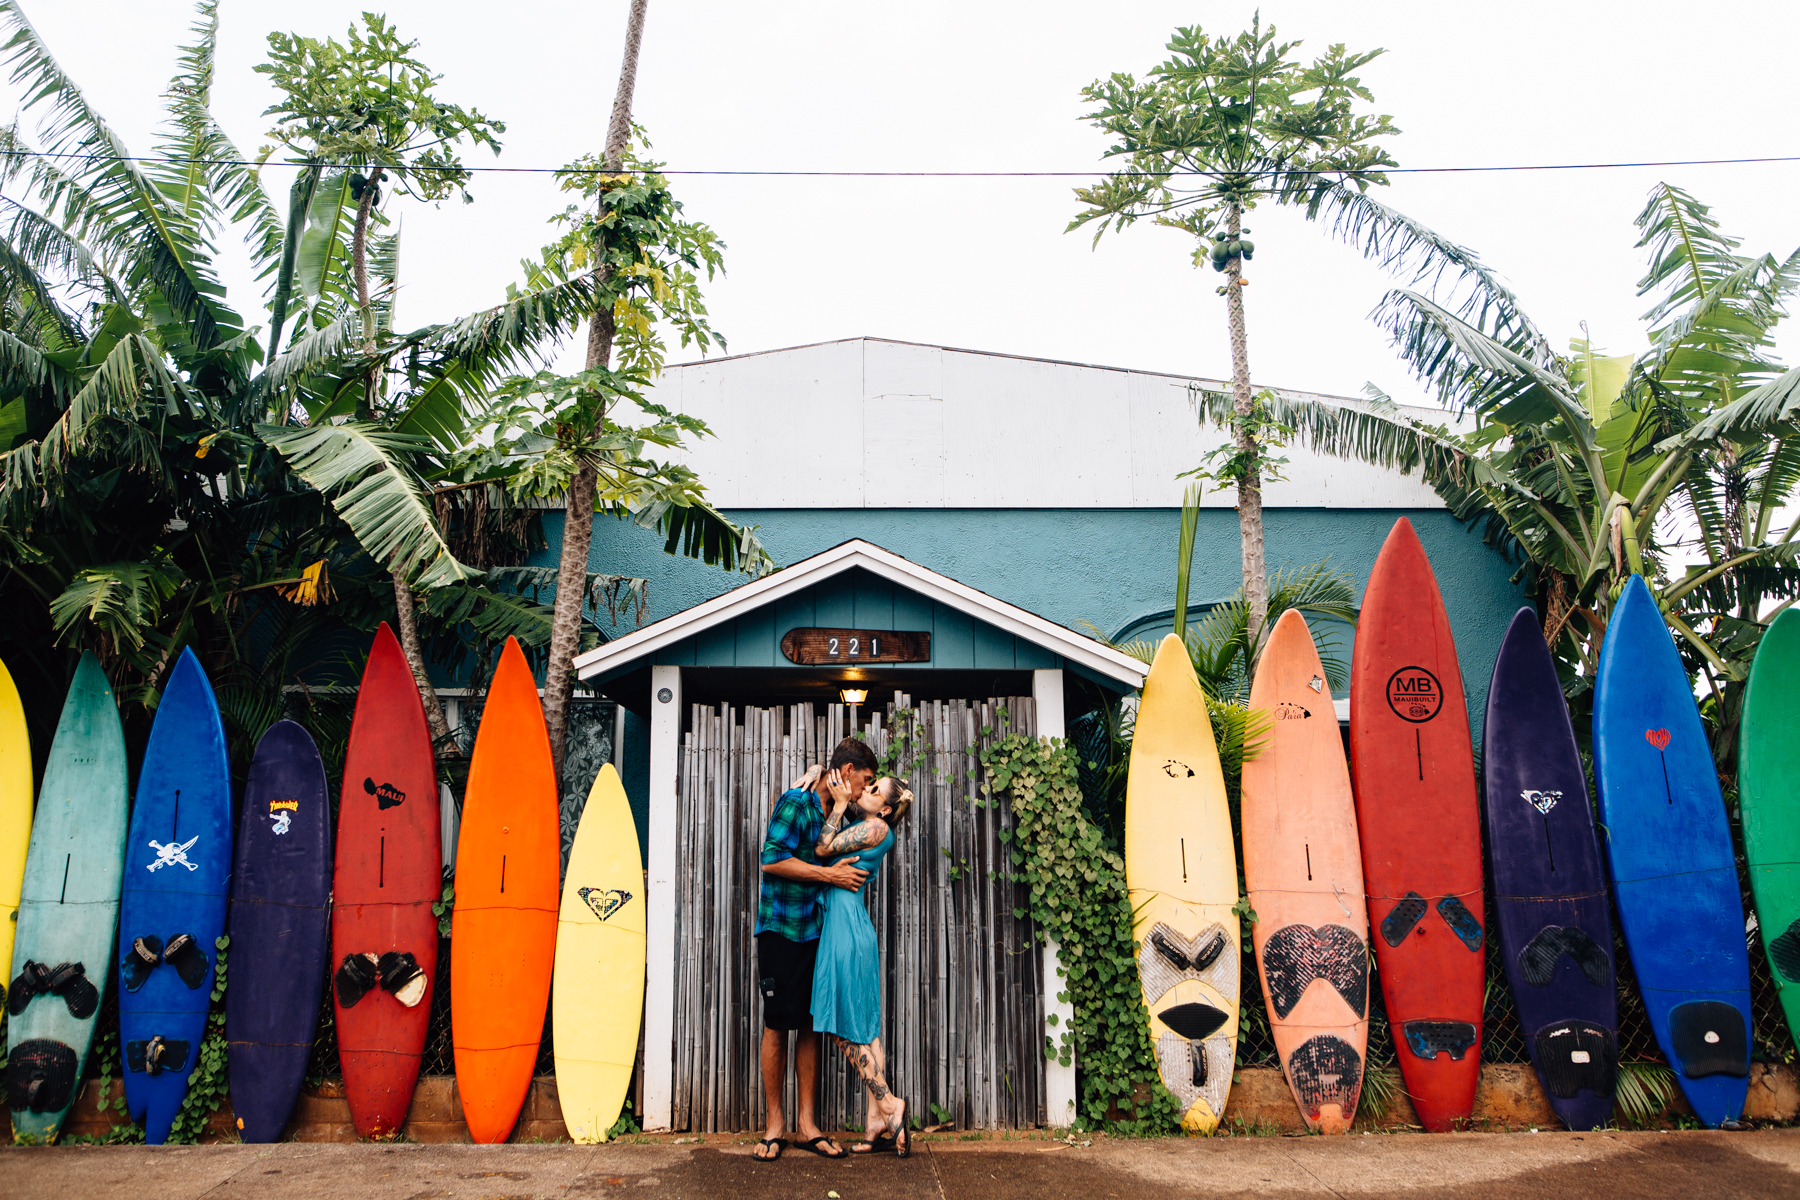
[5,1129,1798,1199]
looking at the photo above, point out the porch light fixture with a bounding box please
[839,688,868,706]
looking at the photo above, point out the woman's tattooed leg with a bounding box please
[842,1039,891,1100]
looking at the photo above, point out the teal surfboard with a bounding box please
[5,652,129,1140]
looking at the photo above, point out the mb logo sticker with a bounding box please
[1385,666,1444,723]
[363,778,405,810]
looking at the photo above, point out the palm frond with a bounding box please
[631,496,771,575]
[1613,1061,1678,1128]
[258,420,478,588]
[47,558,184,651]
[292,171,357,332]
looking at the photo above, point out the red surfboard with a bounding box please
[1349,518,1485,1131]
[333,623,441,1137]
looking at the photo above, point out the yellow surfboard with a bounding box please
[1125,634,1239,1132]
[553,764,647,1143]
[0,657,34,984]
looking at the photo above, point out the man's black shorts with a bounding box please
[756,932,819,1031]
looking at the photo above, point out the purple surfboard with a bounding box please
[1483,608,1618,1130]
[226,720,332,1142]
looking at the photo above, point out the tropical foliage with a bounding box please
[1191,181,1800,768]
[1073,14,1398,641]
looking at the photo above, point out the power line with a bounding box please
[6,149,1800,177]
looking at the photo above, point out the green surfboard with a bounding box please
[5,653,129,1141]
[1742,608,1800,1045]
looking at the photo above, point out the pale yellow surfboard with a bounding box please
[553,764,647,1143]
[1125,634,1240,1132]
[0,657,33,984]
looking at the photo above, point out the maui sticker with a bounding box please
[579,887,632,921]
[269,798,298,836]
[1385,666,1443,723]
[146,835,199,873]
[1521,789,1561,814]
[364,778,405,810]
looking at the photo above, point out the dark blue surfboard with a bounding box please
[1484,608,1618,1130]
[226,720,331,1142]
[1595,576,1750,1128]
[118,648,232,1144]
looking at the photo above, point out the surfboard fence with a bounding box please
[670,694,1047,1133]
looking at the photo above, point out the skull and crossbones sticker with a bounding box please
[146,835,199,873]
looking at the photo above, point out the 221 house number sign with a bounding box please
[780,628,930,665]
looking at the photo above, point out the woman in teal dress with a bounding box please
[810,769,915,1157]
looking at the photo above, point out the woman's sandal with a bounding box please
[795,1136,849,1160]
[895,1118,912,1159]
[751,1138,785,1162]
[852,1132,897,1154]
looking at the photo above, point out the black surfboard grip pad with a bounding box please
[1287,1035,1365,1120]
[1262,924,1369,1019]
[121,935,163,993]
[1435,895,1485,952]
[1534,1020,1618,1098]
[1668,1001,1749,1079]
[1158,1002,1229,1042]
[335,953,379,1008]
[1771,919,1800,983]
[1381,892,1428,947]
[8,961,100,1020]
[125,1037,191,1077]
[1519,925,1611,989]
[161,933,210,989]
[1403,1020,1478,1061]
[7,1039,77,1114]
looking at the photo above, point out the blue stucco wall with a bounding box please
[547,507,1529,743]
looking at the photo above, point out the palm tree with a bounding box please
[1072,14,1398,652]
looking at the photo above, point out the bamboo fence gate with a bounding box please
[672,694,1046,1132]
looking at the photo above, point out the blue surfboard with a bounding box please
[118,648,232,1143]
[226,720,331,1142]
[1484,608,1617,1130]
[1595,575,1750,1127]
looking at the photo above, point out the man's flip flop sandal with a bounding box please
[795,1136,848,1160]
[895,1123,912,1159]
[852,1133,896,1154]
[751,1138,785,1162]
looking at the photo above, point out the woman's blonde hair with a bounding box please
[879,777,914,827]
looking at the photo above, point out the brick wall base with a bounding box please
[6,1064,1794,1144]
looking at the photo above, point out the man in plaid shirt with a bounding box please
[751,737,877,1162]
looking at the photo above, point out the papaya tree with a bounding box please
[1071,14,1398,652]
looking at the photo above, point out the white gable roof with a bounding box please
[640,337,1450,510]
[572,538,1149,689]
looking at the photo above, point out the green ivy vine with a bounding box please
[166,935,232,1144]
[979,730,1180,1134]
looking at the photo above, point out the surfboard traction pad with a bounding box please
[1771,919,1800,983]
[1379,892,1485,953]
[1139,921,1237,1123]
[120,933,209,993]
[7,961,100,1020]
[1261,924,1369,1020]
[1403,1021,1479,1062]
[1287,1035,1366,1123]
[1519,925,1611,989]
[7,1039,78,1114]
[1668,1001,1749,1080]
[1535,1020,1618,1098]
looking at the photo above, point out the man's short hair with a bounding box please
[828,737,879,774]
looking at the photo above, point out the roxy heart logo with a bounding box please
[1645,728,1672,751]
[363,778,405,810]
[1385,666,1444,723]
[1521,790,1562,815]
[579,887,632,921]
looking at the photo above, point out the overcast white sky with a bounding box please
[10,0,1800,414]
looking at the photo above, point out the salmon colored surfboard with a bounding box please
[1244,609,1369,1133]
[1349,518,1486,1132]
[553,764,646,1143]
[334,623,441,1138]
[452,636,560,1144]
[1125,634,1239,1132]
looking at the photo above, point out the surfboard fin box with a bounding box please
[1403,1020,1478,1062]
[1381,893,1428,946]
[1261,924,1369,1019]
[1534,1021,1618,1098]
[1519,925,1611,989]
[1770,919,1800,984]
[1668,1001,1749,1080]
[7,960,100,1020]
[126,1036,191,1077]
[377,951,427,1007]
[121,935,163,992]
[1435,895,1485,952]
[7,1039,78,1113]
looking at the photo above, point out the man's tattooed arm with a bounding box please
[816,817,889,859]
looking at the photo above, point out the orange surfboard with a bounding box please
[451,637,560,1143]
[1243,609,1370,1133]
